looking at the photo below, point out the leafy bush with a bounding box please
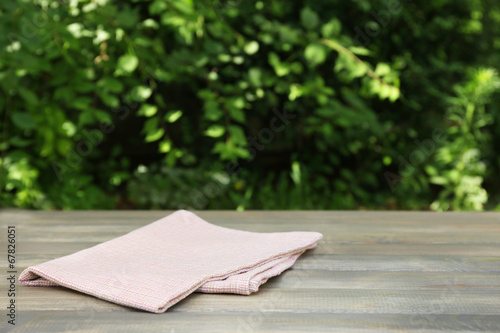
[1,0,499,210]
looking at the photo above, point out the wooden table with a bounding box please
[1,211,500,332]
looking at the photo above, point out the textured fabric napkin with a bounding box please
[19,210,322,313]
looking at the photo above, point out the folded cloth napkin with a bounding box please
[19,210,322,313]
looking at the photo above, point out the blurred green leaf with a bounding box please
[11,112,36,130]
[244,41,259,55]
[165,110,183,123]
[145,128,164,142]
[322,18,341,38]
[115,54,139,76]
[304,43,327,67]
[205,125,225,138]
[138,104,158,117]
[301,7,320,30]
[130,86,152,101]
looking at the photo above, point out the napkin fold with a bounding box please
[19,210,322,313]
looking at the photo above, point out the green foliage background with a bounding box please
[1,0,500,210]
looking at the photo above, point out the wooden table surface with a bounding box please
[1,210,500,332]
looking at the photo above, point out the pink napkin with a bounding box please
[19,210,322,313]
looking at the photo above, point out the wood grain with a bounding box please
[6,312,500,333]
[0,210,499,332]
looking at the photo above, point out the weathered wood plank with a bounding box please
[3,224,499,246]
[6,229,500,244]
[8,287,500,314]
[293,253,500,272]
[3,210,499,245]
[259,270,500,290]
[2,210,500,225]
[9,254,500,273]
[4,270,500,293]
[4,214,500,228]
[3,312,500,333]
[3,270,500,292]
[13,241,500,256]
[9,223,500,234]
